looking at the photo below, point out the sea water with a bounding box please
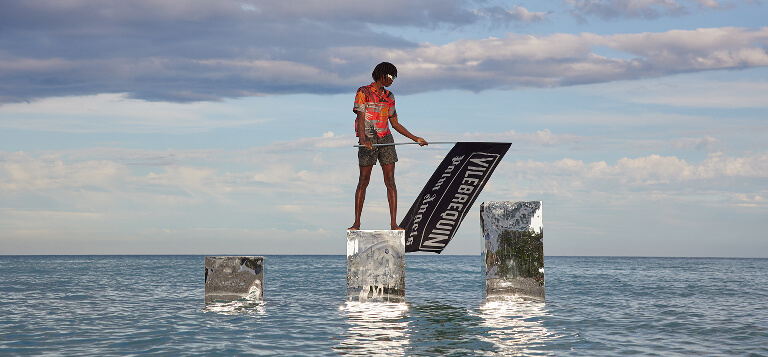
[1,255,766,356]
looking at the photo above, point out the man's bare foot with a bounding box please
[348,225,360,230]
[391,225,404,230]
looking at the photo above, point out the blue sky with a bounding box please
[1,0,766,256]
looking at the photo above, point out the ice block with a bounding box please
[480,201,544,301]
[204,256,264,303]
[346,230,405,302]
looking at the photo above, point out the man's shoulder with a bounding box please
[356,85,376,100]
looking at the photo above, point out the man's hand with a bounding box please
[361,139,373,150]
[416,137,428,146]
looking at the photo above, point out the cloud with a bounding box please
[4,140,767,213]
[0,0,542,31]
[474,6,551,24]
[3,136,767,254]
[0,93,271,133]
[672,135,721,151]
[456,129,586,147]
[386,27,768,91]
[598,79,768,108]
[0,141,358,210]
[566,0,725,21]
[0,152,127,192]
[498,151,768,196]
[1,0,766,103]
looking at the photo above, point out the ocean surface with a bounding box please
[1,255,766,356]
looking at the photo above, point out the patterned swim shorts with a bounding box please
[358,133,398,167]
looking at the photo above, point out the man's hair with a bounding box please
[372,62,397,81]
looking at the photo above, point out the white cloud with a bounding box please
[599,28,768,69]
[2,135,767,255]
[600,79,768,108]
[474,6,550,23]
[5,139,765,201]
[0,93,271,133]
[566,0,726,20]
[455,129,586,147]
[388,27,768,90]
[0,0,537,35]
[0,152,127,192]
[1,0,766,103]
[3,141,767,230]
[673,135,721,151]
[501,151,768,192]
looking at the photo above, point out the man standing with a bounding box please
[349,62,428,231]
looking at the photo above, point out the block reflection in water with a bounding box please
[204,256,264,303]
[336,302,409,354]
[346,230,405,302]
[480,201,544,301]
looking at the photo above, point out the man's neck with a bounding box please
[372,80,385,92]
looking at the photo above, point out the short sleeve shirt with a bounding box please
[354,83,397,138]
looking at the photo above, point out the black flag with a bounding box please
[401,142,511,253]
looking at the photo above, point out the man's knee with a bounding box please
[358,169,372,186]
[384,175,396,189]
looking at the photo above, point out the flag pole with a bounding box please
[353,141,457,148]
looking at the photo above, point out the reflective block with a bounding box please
[346,230,405,302]
[480,201,544,301]
[204,256,264,303]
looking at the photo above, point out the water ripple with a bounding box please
[0,256,766,356]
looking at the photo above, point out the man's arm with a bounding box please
[357,111,373,149]
[390,116,428,146]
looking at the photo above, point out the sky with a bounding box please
[1,0,767,256]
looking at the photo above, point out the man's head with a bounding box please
[372,62,397,82]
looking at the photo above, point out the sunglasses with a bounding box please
[387,74,396,81]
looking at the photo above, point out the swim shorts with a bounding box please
[358,133,398,167]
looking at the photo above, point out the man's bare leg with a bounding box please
[349,165,373,230]
[382,163,403,230]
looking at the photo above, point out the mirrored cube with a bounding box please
[346,230,405,303]
[480,201,544,301]
[205,256,264,303]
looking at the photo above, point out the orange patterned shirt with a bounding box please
[354,83,397,138]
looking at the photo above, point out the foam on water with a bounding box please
[202,299,266,315]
